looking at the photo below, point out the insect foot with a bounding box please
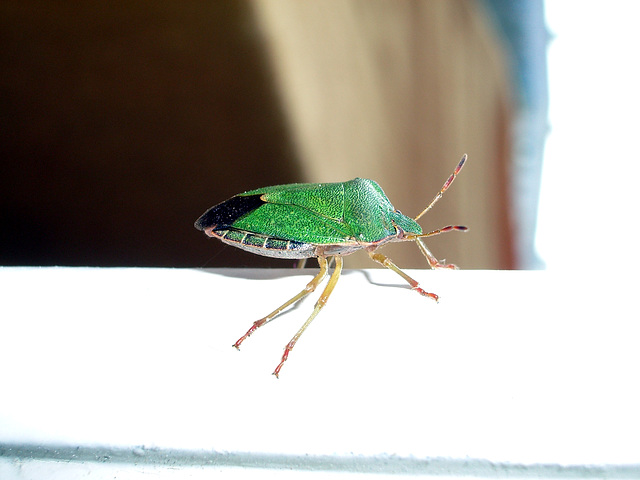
[432,260,459,270]
[272,340,297,378]
[232,319,267,350]
[413,287,439,302]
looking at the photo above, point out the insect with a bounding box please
[195,154,468,377]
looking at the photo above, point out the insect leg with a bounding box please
[403,226,467,269]
[368,251,439,302]
[232,256,329,349]
[273,256,343,378]
[414,237,459,270]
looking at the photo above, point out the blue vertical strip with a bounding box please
[480,0,549,268]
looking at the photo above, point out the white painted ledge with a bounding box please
[1,267,639,478]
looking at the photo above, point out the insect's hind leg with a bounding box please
[273,256,343,378]
[368,251,439,302]
[232,256,329,349]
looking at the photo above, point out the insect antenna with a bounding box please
[414,154,467,221]
[407,225,468,240]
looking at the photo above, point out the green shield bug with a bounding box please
[195,154,468,377]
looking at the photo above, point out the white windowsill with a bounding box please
[1,267,638,478]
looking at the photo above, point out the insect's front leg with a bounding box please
[368,250,439,302]
[414,237,459,270]
[232,256,329,349]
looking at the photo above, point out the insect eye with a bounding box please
[395,209,402,215]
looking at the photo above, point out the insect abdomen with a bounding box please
[213,229,315,259]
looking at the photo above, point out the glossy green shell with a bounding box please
[232,178,422,245]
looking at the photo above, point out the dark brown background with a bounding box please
[1,1,516,269]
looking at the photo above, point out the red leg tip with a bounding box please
[440,263,459,270]
[232,333,250,349]
[413,286,439,302]
[232,319,267,350]
[272,342,294,378]
[273,358,287,378]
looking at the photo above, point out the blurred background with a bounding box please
[2,0,613,270]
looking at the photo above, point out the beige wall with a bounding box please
[252,0,515,268]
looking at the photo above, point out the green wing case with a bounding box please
[236,178,421,244]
